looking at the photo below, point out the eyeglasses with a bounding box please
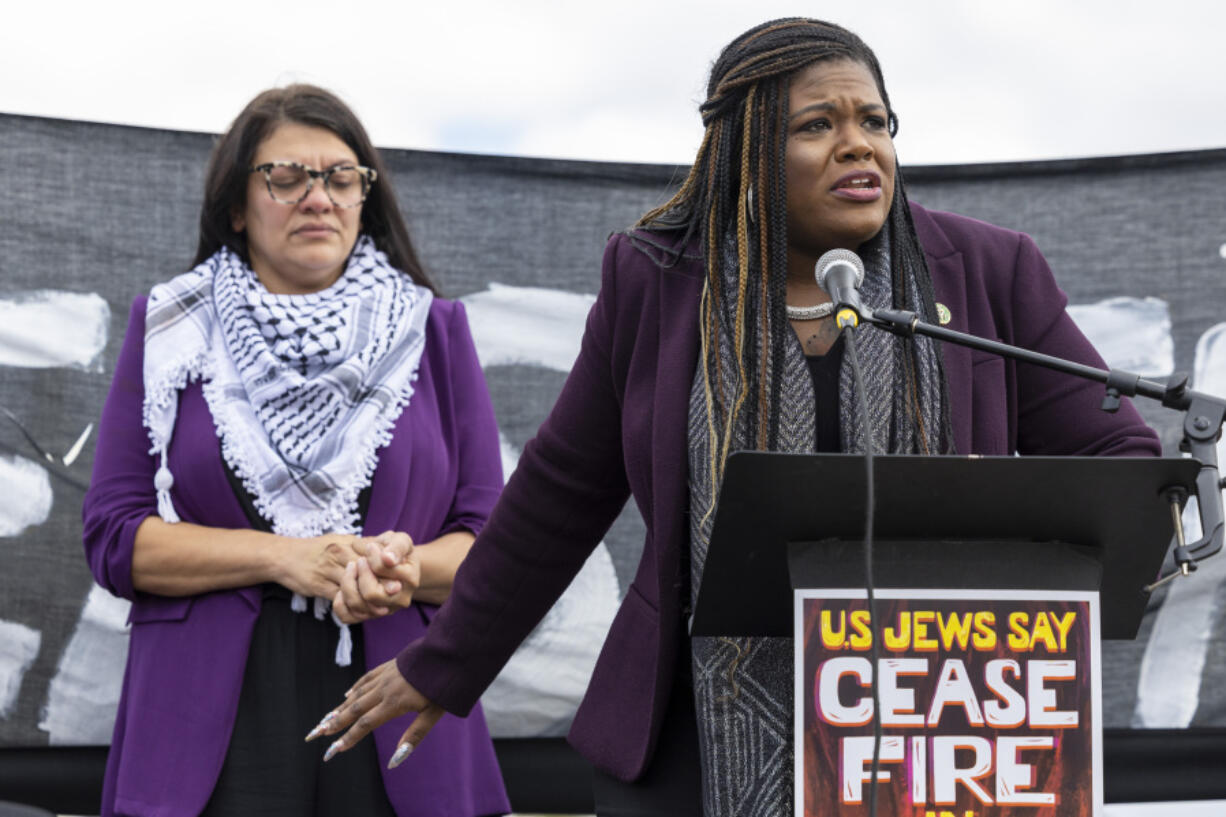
[249,161,377,208]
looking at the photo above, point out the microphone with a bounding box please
[815,249,870,327]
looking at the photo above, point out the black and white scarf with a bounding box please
[142,235,432,663]
[687,225,947,816]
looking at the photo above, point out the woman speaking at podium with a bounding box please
[314,18,1160,817]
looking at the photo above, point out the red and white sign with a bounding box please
[794,589,1102,817]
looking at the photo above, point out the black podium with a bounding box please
[690,452,1201,640]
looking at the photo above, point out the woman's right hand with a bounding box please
[275,532,366,600]
[131,518,372,599]
[129,518,418,620]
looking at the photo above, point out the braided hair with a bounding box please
[638,18,951,487]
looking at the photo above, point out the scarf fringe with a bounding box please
[143,352,215,525]
[198,370,421,539]
[332,611,353,667]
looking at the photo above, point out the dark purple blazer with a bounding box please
[82,297,510,817]
[397,203,1161,783]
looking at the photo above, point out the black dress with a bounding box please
[200,462,397,817]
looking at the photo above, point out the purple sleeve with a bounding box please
[82,297,156,600]
[1008,234,1161,457]
[396,237,634,716]
[437,300,504,538]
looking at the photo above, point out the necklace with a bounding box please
[786,302,835,321]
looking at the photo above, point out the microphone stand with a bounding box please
[854,305,1226,586]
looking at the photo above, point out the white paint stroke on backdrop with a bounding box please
[1132,322,1226,728]
[0,620,41,717]
[462,288,1178,378]
[0,290,110,370]
[460,283,596,372]
[1066,297,1174,377]
[1192,323,1226,463]
[40,583,131,745]
[480,429,619,737]
[0,454,53,537]
[481,541,619,737]
[458,290,619,738]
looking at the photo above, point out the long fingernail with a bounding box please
[323,740,343,762]
[387,742,414,769]
[305,711,337,742]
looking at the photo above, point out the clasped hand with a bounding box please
[334,531,421,624]
[287,530,420,624]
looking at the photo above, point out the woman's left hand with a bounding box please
[307,659,445,769]
[332,531,421,624]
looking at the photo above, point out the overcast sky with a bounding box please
[4,0,1224,167]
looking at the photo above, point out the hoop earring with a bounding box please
[745,184,756,224]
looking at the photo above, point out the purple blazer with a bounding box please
[396,203,1162,783]
[82,296,510,817]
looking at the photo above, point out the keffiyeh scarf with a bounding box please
[142,235,433,664]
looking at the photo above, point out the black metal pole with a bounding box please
[865,306,1225,571]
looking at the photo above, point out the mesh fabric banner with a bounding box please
[1,112,1224,748]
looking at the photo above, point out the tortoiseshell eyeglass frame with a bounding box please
[248,161,377,208]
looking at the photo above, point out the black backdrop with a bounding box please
[2,112,1225,809]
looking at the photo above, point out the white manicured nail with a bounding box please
[305,711,337,741]
[387,742,414,769]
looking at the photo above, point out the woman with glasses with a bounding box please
[82,85,509,816]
